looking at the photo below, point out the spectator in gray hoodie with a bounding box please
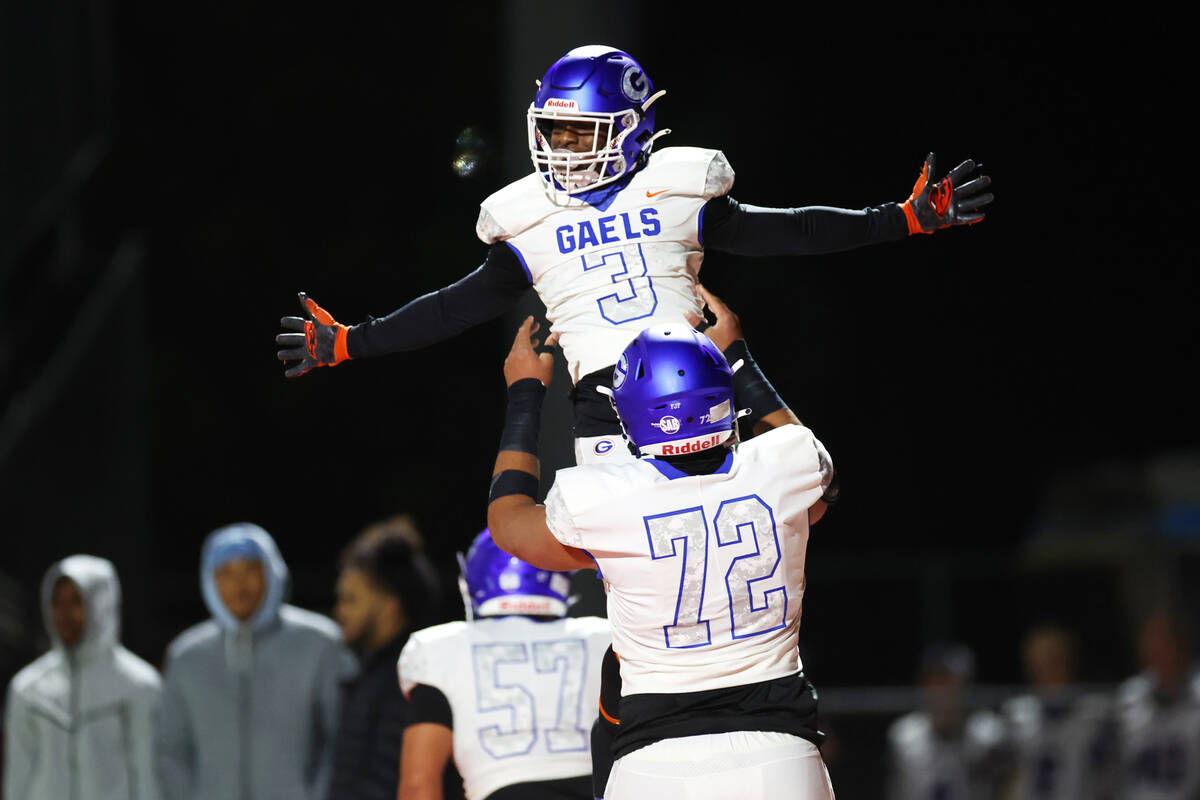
[154,522,356,800]
[4,554,162,800]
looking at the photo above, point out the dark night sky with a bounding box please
[3,7,1196,692]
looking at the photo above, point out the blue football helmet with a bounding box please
[610,324,737,457]
[527,45,669,204]
[458,529,571,619]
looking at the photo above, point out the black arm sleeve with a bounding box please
[700,194,909,257]
[408,684,454,729]
[346,243,530,359]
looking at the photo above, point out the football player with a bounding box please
[484,287,838,799]
[885,643,1010,800]
[1001,625,1115,800]
[276,44,993,464]
[396,528,610,800]
[1114,607,1200,800]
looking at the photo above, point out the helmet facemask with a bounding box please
[528,106,641,202]
[526,46,669,206]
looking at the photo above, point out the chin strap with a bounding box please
[644,129,672,151]
[638,89,670,154]
[641,89,667,115]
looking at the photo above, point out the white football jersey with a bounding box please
[477,146,735,384]
[1115,673,1200,800]
[398,615,611,800]
[886,709,1009,800]
[544,424,831,696]
[1003,692,1114,800]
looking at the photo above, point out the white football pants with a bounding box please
[604,731,835,800]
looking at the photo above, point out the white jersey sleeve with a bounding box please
[544,425,828,696]
[398,616,611,800]
[397,621,463,698]
[474,147,735,383]
[476,205,511,244]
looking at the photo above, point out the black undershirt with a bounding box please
[484,776,592,800]
[345,193,907,361]
[613,671,824,760]
[407,683,454,728]
[591,643,826,787]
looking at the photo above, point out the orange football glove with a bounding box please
[901,152,993,234]
[275,292,352,378]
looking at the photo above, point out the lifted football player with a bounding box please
[277,45,992,464]
[484,288,838,799]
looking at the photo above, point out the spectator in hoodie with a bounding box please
[154,522,356,800]
[4,554,162,800]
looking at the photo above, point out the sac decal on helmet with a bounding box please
[609,324,737,457]
[527,45,670,205]
[458,529,571,620]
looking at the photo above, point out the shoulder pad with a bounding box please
[476,173,555,243]
[398,621,468,694]
[638,147,734,199]
[1003,693,1040,724]
[888,711,930,745]
[965,709,1008,748]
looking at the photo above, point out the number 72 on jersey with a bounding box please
[646,494,792,649]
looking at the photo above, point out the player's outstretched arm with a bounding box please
[487,317,594,572]
[699,152,991,257]
[274,244,530,379]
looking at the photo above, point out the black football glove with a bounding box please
[901,152,993,234]
[275,292,352,379]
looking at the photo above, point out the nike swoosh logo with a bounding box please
[645,189,669,198]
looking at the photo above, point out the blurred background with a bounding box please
[2,2,1196,795]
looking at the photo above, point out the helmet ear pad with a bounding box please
[611,325,736,456]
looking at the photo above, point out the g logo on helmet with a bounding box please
[621,66,649,103]
[612,353,629,389]
[593,439,614,455]
[654,415,680,434]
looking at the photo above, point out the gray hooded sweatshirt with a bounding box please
[3,555,163,800]
[154,523,356,800]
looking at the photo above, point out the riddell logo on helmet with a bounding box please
[496,598,555,614]
[544,98,579,111]
[660,434,722,455]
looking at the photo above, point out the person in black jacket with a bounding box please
[329,515,464,800]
